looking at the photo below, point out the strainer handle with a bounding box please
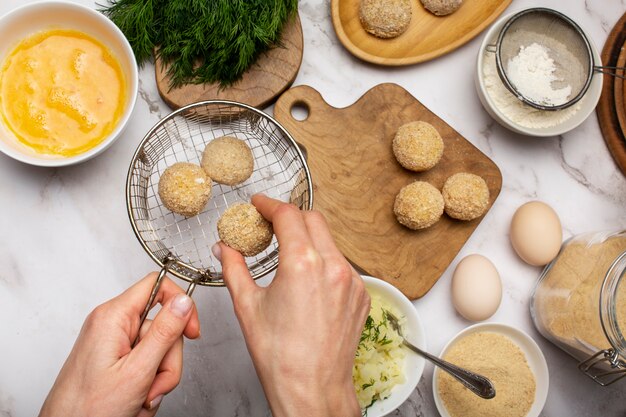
[595,66,626,80]
[132,260,200,347]
[132,264,169,347]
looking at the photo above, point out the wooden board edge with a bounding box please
[613,42,626,139]
[597,12,626,177]
[276,83,421,126]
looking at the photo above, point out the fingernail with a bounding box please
[211,242,222,262]
[170,294,193,317]
[149,395,163,410]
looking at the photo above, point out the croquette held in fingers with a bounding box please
[218,203,274,257]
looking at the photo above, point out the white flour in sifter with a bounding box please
[482,51,582,129]
[506,43,572,106]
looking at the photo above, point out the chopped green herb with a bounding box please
[362,398,377,417]
[361,379,375,390]
[354,296,407,412]
[357,307,397,350]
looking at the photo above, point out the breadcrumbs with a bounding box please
[421,0,463,16]
[438,332,536,417]
[392,121,444,172]
[442,173,489,221]
[217,203,273,257]
[201,136,254,186]
[158,162,212,217]
[359,0,412,39]
[393,181,444,230]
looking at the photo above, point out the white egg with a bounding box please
[451,254,502,321]
[510,201,562,266]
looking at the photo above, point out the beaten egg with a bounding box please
[0,29,126,157]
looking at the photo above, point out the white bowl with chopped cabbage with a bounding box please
[355,276,426,416]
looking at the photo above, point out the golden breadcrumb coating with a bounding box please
[394,181,444,230]
[201,136,254,186]
[392,121,444,172]
[217,203,274,257]
[158,162,212,217]
[359,0,412,39]
[442,173,490,221]
[421,0,463,16]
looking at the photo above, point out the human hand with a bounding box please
[213,195,370,417]
[39,273,200,417]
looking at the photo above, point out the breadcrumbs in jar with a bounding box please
[531,232,626,384]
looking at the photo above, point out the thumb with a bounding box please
[213,242,257,304]
[129,293,194,374]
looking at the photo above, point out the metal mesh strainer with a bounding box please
[489,8,624,111]
[126,100,312,339]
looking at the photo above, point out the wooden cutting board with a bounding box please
[274,84,502,299]
[155,14,303,110]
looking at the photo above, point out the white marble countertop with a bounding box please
[2,0,626,416]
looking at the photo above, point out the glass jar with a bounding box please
[530,231,626,385]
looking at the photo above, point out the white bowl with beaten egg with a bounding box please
[0,1,138,167]
[359,275,426,416]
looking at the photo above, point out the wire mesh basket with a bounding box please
[126,100,312,337]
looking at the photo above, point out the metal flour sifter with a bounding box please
[487,7,626,111]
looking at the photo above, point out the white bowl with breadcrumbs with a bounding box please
[432,323,549,417]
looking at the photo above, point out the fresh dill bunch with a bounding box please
[99,0,161,63]
[100,0,298,88]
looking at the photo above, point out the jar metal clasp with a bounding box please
[578,349,626,386]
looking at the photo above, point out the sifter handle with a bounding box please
[132,264,169,347]
[132,259,200,348]
[595,65,626,80]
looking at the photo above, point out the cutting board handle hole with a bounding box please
[290,101,310,121]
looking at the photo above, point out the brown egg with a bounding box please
[452,254,502,321]
[510,201,562,266]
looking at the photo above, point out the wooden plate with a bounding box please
[597,12,626,176]
[274,84,502,299]
[331,0,511,66]
[155,14,303,110]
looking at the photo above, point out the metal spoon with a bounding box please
[385,311,496,400]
